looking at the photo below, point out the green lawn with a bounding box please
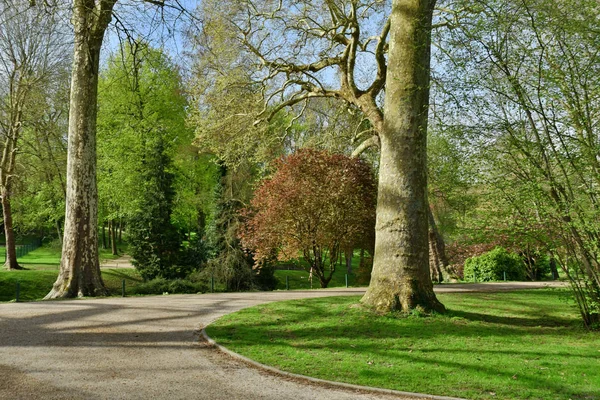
[0,242,129,271]
[273,268,359,290]
[206,289,600,400]
[273,251,367,289]
[0,268,143,301]
[1,241,139,301]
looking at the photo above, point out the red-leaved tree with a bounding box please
[240,149,376,288]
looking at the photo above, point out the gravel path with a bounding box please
[100,254,134,269]
[0,283,565,400]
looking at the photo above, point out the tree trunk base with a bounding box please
[3,262,24,270]
[45,280,109,299]
[361,277,445,314]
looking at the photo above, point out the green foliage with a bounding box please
[97,42,217,237]
[97,43,191,224]
[204,173,255,291]
[434,0,600,328]
[133,278,207,295]
[463,247,525,282]
[128,138,183,280]
[178,235,209,272]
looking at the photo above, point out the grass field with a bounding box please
[272,268,360,290]
[206,289,599,400]
[0,268,143,301]
[0,243,362,301]
[0,243,139,301]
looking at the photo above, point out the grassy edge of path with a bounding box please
[0,269,142,302]
[206,289,600,400]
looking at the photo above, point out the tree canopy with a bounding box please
[241,148,376,288]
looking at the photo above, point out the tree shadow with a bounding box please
[208,293,598,399]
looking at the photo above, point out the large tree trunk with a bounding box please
[46,0,116,299]
[2,185,22,270]
[361,0,444,314]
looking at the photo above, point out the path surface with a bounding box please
[100,254,134,269]
[0,282,565,400]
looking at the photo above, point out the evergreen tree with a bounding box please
[128,138,182,280]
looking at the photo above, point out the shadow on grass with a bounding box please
[102,269,142,282]
[208,292,598,400]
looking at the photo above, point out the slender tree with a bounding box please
[0,0,68,269]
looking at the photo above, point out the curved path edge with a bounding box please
[202,325,466,400]
[200,281,568,400]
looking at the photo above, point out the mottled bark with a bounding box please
[46,0,116,299]
[361,0,444,313]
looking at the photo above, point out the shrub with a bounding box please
[133,278,170,295]
[253,262,278,291]
[463,247,525,282]
[168,279,207,294]
[521,250,551,281]
[133,278,207,295]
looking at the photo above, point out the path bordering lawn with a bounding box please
[204,282,596,400]
[0,282,572,400]
[201,329,466,400]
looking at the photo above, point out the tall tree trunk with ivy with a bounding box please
[361,0,444,314]
[46,0,116,298]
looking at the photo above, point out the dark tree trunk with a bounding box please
[102,220,107,249]
[111,219,118,255]
[362,0,444,314]
[118,218,122,243]
[550,257,559,280]
[46,0,116,299]
[107,220,112,249]
[345,248,353,275]
[2,185,22,270]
